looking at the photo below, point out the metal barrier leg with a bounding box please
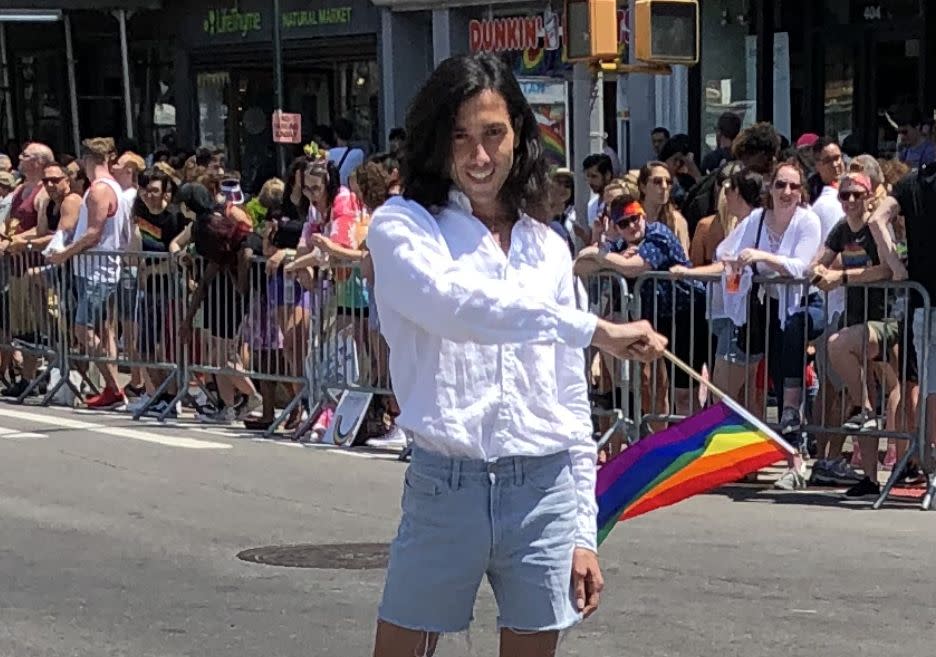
[263,382,308,438]
[131,373,175,421]
[292,398,323,442]
[922,475,936,510]
[16,366,53,404]
[873,440,916,510]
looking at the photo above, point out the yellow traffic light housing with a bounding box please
[634,0,699,65]
[564,0,618,62]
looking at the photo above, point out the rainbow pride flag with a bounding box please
[596,399,794,545]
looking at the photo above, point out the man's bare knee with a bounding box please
[373,620,439,657]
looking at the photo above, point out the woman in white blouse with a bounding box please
[727,161,825,488]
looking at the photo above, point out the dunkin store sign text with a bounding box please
[468,11,562,53]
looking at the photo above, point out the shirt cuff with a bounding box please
[575,514,598,553]
[557,309,598,349]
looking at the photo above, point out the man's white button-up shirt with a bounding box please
[367,191,600,551]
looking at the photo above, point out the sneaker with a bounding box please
[145,400,179,419]
[808,459,833,486]
[896,463,927,487]
[826,458,864,485]
[237,393,263,420]
[843,476,881,499]
[366,425,408,449]
[86,387,127,410]
[197,407,236,425]
[2,379,35,399]
[779,407,801,436]
[774,465,807,490]
[843,410,879,432]
[127,394,153,414]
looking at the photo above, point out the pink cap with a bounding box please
[795,133,820,148]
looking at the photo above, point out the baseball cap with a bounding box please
[795,133,820,149]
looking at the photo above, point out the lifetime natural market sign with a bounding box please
[203,8,262,36]
[202,6,353,36]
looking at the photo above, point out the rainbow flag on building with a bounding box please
[596,399,794,545]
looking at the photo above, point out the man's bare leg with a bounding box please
[373,620,439,657]
[499,628,560,657]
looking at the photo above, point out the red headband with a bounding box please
[622,201,645,218]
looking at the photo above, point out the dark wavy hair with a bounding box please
[727,167,765,209]
[305,160,341,209]
[401,53,549,221]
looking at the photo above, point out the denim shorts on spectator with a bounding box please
[378,445,582,634]
[74,277,117,327]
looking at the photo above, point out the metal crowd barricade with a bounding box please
[629,270,931,510]
[297,260,393,444]
[58,249,185,416]
[169,252,311,435]
[0,248,74,404]
[578,269,635,453]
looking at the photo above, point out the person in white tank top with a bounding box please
[45,137,130,409]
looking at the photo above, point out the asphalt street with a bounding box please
[2,402,935,657]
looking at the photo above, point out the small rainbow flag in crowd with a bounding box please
[596,399,794,545]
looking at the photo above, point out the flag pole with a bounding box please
[661,350,797,456]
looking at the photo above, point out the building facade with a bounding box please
[693,0,936,159]
[377,0,687,172]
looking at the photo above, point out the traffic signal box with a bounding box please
[564,0,699,67]
[634,0,699,65]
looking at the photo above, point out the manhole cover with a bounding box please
[236,542,390,569]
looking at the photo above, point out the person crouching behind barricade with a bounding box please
[175,183,262,425]
[811,172,897,499]
[575,193,709,424]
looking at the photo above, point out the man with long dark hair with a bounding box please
[367,53,666,657]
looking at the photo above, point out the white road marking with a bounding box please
[0,426,47,439]
[0,408,231,450]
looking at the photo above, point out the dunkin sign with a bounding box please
[468,9,562,53]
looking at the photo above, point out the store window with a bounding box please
[197,72,231,154]
[823,43,855,142]
[698,0,756,157]
[131,42,176,154]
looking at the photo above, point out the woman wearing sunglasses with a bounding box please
[811,172,897,498]
[576,193,709,421]
[637,161,691,254]
[721,161,824,489]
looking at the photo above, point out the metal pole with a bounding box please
[272,0,286,176]
[63,14,81,154]
[572,62,593,242]
[117,9,134,139]
[0,24,14,141]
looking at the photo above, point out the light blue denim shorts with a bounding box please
[378,446,582,634]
